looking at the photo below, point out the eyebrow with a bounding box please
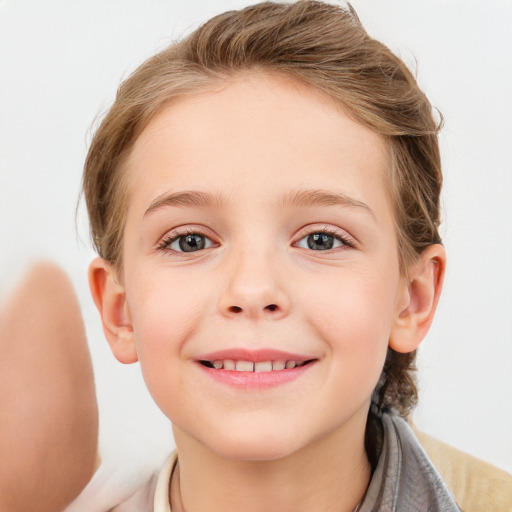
[144,191,226,217]
[144,188,375,220]
[281,188,376,220]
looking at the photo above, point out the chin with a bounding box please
[173,408,324,463]
[215,442,297,462]
[205,427,307,462]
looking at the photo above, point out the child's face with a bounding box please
[118,75,410,460]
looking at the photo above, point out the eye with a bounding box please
[296,231,351,251]
[162,233,215,253]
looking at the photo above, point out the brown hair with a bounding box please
[83,0,443,418]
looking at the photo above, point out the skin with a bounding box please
[91,73,445,512]
[0,263,98,512]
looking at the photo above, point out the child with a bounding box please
[72,1,462,510]
[4,1,472,510]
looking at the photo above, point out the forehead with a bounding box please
[123,74,391,213]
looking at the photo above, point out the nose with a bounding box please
[217,248,291,320]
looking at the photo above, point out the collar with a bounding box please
[153,452,177,512]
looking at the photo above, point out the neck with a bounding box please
[171,413,371,512]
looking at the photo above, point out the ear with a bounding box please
[389,244,446,353]
[88,257,138,364]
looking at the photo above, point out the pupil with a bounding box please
[307,233,334,250]
[179,234,205,252]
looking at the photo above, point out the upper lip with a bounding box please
[195,348,317,363]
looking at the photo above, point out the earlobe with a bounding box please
[88,258,138,364]
[389,244,446,353]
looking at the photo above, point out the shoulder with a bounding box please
[64,461,157,512]
[64,452,176,512]
[413,426,512,512]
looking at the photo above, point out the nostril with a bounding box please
[229,306,243,313]
[265,304,278,312]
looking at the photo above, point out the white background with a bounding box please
[1,0,511,477]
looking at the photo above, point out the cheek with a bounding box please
[302,267,397,370]
[127,272,208,367]
[126,276,206,419]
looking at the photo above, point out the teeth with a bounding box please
[203,359,308,372]
[255,361,272,372]
[272,360,286,370]
[223,359,236,371]
[236,360,254,372]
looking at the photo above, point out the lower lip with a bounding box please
[196,362,315,389]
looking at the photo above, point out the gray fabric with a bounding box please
[359,412,461,512]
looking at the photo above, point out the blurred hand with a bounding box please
[0,262,98,512]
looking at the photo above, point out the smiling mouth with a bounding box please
[199,359,316,372]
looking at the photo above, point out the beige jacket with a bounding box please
[413,427,512,512]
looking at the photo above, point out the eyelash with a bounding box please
[294,226,356,251]
[156,227,216,254]
[156,226,356,255]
